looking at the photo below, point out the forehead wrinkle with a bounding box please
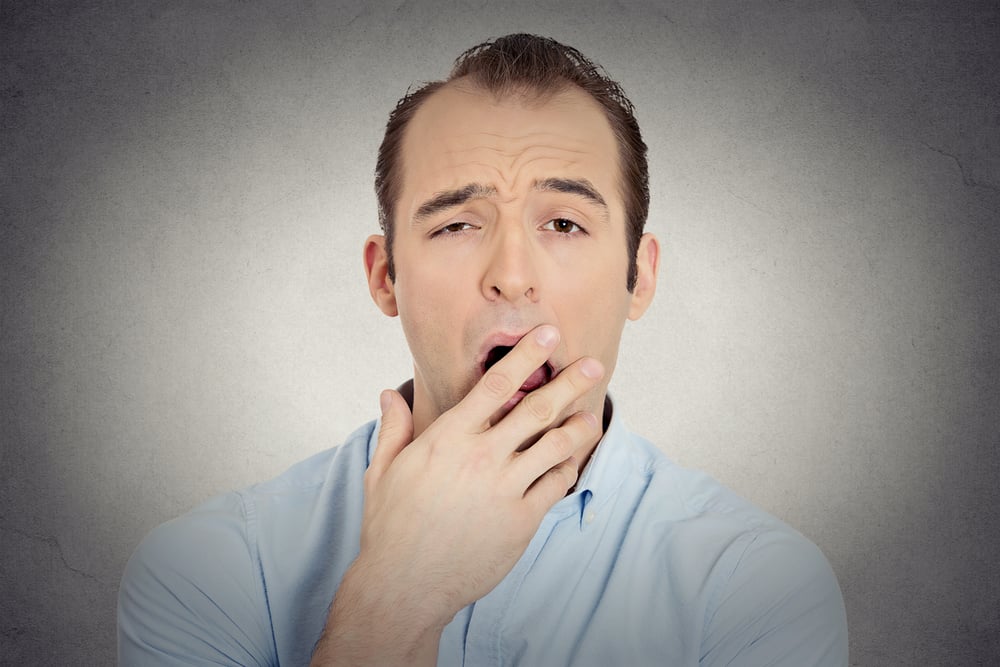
[500,137,593,162]
[497,148,587,193]
[426,126,615,211]
[448,127,593,156]
[425,148,618,222]
[436,153,577,199]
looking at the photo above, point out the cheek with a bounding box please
[393,238,485,322]
[548,262,631,352]
[552,238,629,297]
[393,262,475,358]
[395,280,447,348]
[393,249,455,310]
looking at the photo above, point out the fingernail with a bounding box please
[582,412,599,430]
[580,358,603,379]
[380,390,392,413]
[535,325,559,347]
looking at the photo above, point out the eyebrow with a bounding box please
[413,183,497,224]
[410,177,609,224]
[533,177,608,216]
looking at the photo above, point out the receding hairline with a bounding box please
[443,74,579,108]
[393,77,626,227]
[374,33,649,289]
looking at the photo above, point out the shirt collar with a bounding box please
[366,381,632,529]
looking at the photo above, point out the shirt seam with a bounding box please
[701,528,763,641]
[237,489,280,665]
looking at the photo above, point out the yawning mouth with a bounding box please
[484,345,513,371]
[483,345,554,393]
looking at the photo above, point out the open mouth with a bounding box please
[484,345,553,393]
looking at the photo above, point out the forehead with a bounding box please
[397,81,623,218]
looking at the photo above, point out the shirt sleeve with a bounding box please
[700,528,849,666]
[117,492,278,666]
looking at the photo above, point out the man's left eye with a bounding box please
[543,218,583,234]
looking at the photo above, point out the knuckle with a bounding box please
[546,429,574,459]
[378,417,401,441]
[482,369,513,398]
[377,422,395,441]
[522,392,554,422]
[552,365,587,397]
[542,462,576,496]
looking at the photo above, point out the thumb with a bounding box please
[369,389,414,481]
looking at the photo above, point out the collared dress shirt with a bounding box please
[118,398,848,665]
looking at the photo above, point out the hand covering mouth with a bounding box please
[483,345,554,392]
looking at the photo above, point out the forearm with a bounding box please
[309,559,449,667]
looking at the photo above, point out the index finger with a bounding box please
[450,324,560,430]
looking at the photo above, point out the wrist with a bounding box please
[311,557,451,666]
[340,557,454,633]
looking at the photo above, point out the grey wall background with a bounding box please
[2,1,997,665]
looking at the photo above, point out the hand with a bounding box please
[313,324,604,665]
[363,323,604,613]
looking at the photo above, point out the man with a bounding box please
[119,34,848,665]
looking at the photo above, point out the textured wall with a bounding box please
[2,1,998,665]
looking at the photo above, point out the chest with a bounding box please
[436,510,707,667]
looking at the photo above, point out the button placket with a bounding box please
[461,512,564,666]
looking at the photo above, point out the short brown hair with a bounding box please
[375,33,649,290]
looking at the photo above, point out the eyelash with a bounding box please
[430,221,476,237]
[542,218,585,235]
[431,218,586,237]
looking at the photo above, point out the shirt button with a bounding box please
[584,510,596,525]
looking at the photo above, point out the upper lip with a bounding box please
[476,330,559,376]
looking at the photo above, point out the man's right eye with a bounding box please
[433,222,475,236]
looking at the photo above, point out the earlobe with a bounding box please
[628,233,660,321]
[364,235,398,317]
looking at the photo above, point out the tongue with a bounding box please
[519,365,551,392]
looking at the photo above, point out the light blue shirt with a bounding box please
[118,398,848,665]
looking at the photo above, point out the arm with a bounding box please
[117,493,276,666]
[309,325,604,666]
[700,529,849,666]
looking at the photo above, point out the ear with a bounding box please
[364,234,398,317]
[628,233,660,321]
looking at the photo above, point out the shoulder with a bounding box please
[620,430,848,665]
[118,420,377,665]
[118,492,276,665]
[249,419,376,496]
[618,428,774,526]
[120,492,255,596]
[700,525,848,666]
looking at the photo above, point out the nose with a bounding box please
[481,224,540,304]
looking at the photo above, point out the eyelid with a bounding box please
[430,220,477,237]
[540,215,587,234]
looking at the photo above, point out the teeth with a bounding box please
[485,345,513,370]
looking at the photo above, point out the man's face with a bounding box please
[366,81,657,435]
